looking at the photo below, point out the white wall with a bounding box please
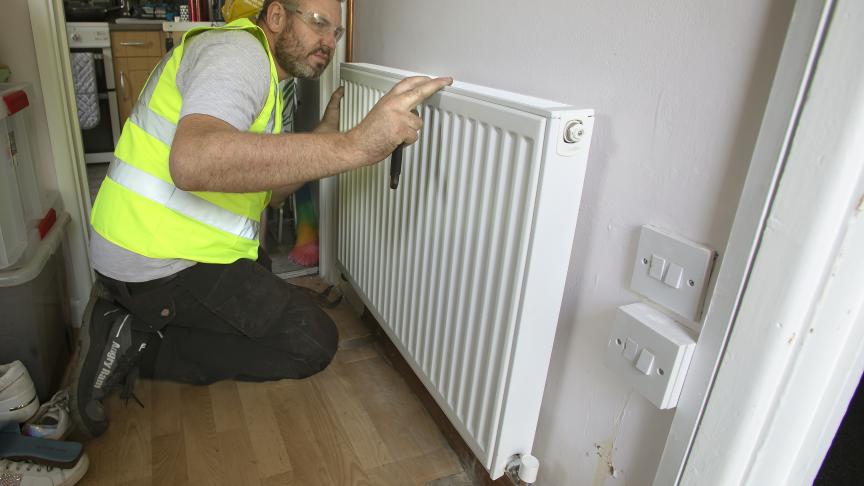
[353,1,793,484]
[0,1,59,195]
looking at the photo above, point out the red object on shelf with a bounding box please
[2,90,29,115]
[38,209,57,240]
[190,0,210,21]
[189,0,208,21]
[200,0,210,21]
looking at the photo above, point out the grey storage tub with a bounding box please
[0,212,72,401]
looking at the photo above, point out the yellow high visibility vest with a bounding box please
[90,18,282,264]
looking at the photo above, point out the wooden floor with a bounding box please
[78,278,465,486]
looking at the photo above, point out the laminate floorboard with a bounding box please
[77,277,463,486]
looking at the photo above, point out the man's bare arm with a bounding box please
[169,116,366,192]
[267,86,344,205]
[169,76,453,193]
[269,183,303,208]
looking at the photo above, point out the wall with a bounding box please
[353,1,793,484]
[0,1,59,196]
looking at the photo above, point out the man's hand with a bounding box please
[314,87,344,134]
[348,76,453,166]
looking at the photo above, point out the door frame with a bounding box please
[28,0,94,326]
[655,0,864,483]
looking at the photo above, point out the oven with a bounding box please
[66,22,121,164]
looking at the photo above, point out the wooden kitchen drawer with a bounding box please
[111,31,164,58]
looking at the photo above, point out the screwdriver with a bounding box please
[389,143,406,189]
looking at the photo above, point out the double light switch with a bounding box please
[648,255,684,289]
[631,226,716,322]
[605,303,696,409]
[623,337,655,375]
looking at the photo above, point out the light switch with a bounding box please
[630,225,716,321]
[663,263,684,289]
[648,255,667,280]
[635,349,655,375]
[604,303,697,409]
[623,337,640,361]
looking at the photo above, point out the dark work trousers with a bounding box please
[95,251,338,385]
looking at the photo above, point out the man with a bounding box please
[68,0,452,439]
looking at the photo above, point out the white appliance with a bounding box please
[338,63,595,479]
[66,22,121,164]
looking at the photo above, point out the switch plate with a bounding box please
[605,303,697,409]
[631,225,716,321]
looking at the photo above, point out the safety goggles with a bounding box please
[285,6,345,42]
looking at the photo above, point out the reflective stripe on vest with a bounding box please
[130,106,176,146]
[107,158,260,240]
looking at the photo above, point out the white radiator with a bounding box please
[337,63,594,479]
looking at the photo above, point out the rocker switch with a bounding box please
[623,337,640,362]
[648,255,667,280]
[636,350,655,375]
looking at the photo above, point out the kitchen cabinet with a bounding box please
[110,31,165,125]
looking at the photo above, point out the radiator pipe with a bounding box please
[505,454,540,484]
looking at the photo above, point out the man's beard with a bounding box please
[274,24,331,79]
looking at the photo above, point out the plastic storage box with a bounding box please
[0,84,49,270]
[0,212,72,402]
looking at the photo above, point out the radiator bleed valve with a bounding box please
[505,454,540,485]
[389,143,406,189]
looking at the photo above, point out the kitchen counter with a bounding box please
[109,19,164,31]
[109,19,225,32]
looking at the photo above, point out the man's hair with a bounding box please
[257,0,344,22]
[257,0,296,21]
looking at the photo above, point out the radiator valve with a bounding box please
[505,454,540,484]
[563,119,584,143]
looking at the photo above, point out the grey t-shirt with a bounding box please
[90,29,271,282]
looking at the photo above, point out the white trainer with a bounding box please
[23,390,71,441]
[0,361,39,423]
[0,453,89,486]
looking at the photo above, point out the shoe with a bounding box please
[67,283,152,440]
[0,361,39,424]
[0,452,89,485]
[22,390,71,440]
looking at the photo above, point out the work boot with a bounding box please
[67,283,155,440]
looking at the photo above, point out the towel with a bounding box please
[70,52,100,130]
[281,78,296,134]
[279,79,319,266]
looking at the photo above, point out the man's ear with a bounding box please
[261,2,288,34]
